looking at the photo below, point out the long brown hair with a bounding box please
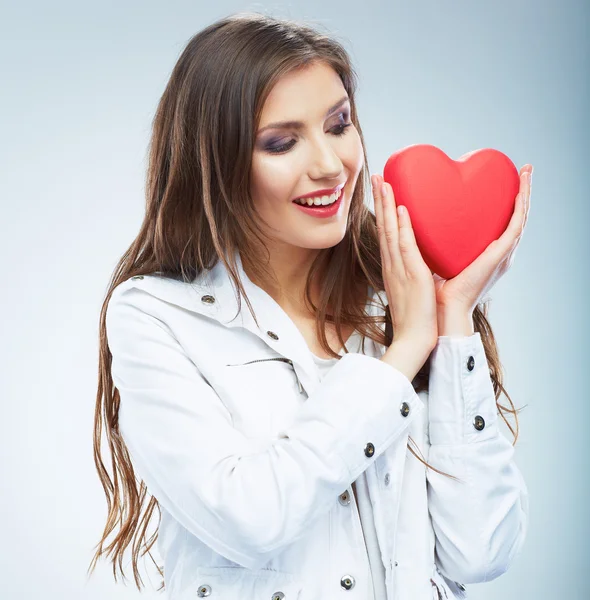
[87,11,523,592]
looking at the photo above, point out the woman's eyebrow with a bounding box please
[257,95,350,134]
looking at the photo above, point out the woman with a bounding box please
[88,12,531,600]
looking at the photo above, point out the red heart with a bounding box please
[383,144,520,279]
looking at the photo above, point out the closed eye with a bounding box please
[265,114,354,155]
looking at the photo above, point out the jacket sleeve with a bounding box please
[426,331,529,584]
[105,282,424,570]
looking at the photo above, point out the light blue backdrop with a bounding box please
[1,1,587,598]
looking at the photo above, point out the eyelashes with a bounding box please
[265,120,354,155]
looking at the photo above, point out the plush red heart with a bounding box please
[382,144,520,279]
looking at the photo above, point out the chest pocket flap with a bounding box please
[214,359,305,440]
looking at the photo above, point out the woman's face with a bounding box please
[250,61,364,254]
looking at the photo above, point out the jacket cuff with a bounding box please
[428,331,498,445]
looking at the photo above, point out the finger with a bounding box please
[518,164,532,231]
[372,175,392,274]
[523,167,532,230]
[515,169,531,239]
[379,179,404,272]
[496,173,529,255]
[396,201,423,273]
[519,164,533,176]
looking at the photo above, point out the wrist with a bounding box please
[381,340,432,382]
[436,305,475,337]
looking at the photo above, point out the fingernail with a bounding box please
[381,181,387,197]
[525,172,531,184]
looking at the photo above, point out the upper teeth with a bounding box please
[294,187,342,206]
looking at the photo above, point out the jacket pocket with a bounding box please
[219,359,305,439]
[191,566,304,599]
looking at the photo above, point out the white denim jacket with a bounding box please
[105,250,528,600]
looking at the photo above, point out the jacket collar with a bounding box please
[133,249,385,391]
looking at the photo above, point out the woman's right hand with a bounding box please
[372,174,438,355]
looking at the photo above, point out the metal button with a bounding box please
[384,472,390,486]
[267,330,279,340]
[400,401,410,417]
[271,593,285,600]
[201,294,215,304]
[457,582,466,591]
[467,355,475,371]
[338,490,351,505]
[364,442,375,457]
[196,583,211,597]
[131,275,144,280]
[473,415,485,431]
[340,574,356,590]
[394,561,398,567]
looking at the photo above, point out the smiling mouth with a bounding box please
[292,186,343,207]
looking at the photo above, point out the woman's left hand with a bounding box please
[433,164,533,314]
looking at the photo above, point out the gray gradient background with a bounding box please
[1,0,588,598]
